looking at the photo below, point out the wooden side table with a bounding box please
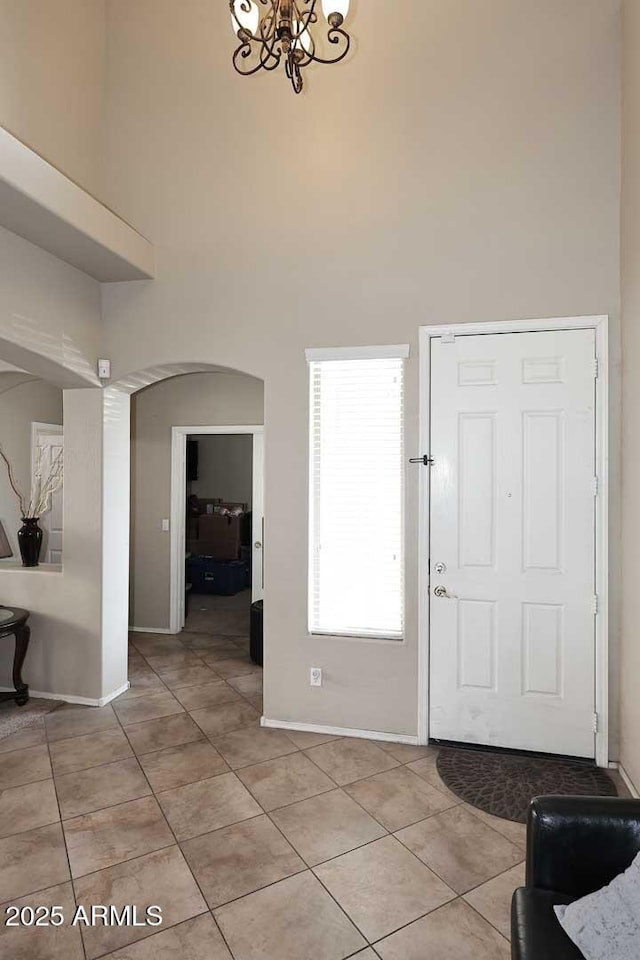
[0,607,31,706]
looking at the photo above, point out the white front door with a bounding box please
[31,422,64,564]
[429,329,596,758]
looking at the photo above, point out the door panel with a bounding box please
[429,329,596,758]
[522,602,564,697]
[457,599,497,691]
[459,414,496,568]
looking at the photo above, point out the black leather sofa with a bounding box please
[511,795,640,959]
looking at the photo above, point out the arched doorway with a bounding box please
[104,362,265,704]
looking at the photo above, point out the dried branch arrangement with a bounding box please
[28,446,63,518]
[0,442,63,518]
[0,443,26,516]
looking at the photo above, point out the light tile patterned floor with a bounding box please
[0,593,528,959]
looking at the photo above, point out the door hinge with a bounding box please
[594,358,599,379]
[593,712,599,734]
[593,595,599,615]
[593,476,599,497]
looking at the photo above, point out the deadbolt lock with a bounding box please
[433,562,447,575]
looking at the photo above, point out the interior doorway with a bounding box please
[419,316,609,765]
[170,425,264,634]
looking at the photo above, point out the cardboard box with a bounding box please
[198,513,242,561]
[198,498,222,516]
[197,499,247,516]
[216,501,247,514]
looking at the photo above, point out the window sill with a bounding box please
[309,630,405,644]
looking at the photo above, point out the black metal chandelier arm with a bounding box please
[291,0,319,31]
[257,6,277,43]
[232,39,283,75]
[236,0,255,16]
[259,22,284,69]
[230,0,276,45]
[285,54,304,94]
[308,26,350,65]
[232,42,270,76]
[294,42,316,68]
[258,38,283,70]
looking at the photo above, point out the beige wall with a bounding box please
[102,0,622,739]
[0,373,63,558]
[0,0,106,195]
[191,434,253,509]
[130,373,264,630]
[621,0,640,793]
[0,225,102,383]
[0,225,106,703]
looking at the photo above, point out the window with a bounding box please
[307,346,408,639]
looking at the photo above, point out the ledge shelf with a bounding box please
[0,561,63,574]
[0,126,154,282]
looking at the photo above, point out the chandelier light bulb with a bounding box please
[231,0,259,37]
[321,0,350,23]
[293,20,313,55]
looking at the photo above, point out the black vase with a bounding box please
[18,517,43,567]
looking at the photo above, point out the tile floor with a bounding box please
[0,594,532,959]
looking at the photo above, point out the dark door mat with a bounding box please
[437,746,618,823]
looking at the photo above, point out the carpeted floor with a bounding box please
[437,746,618,823]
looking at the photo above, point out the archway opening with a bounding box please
[105,362,265,710]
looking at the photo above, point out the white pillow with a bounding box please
[554,851,640,960]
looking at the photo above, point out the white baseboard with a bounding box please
[0,681,130,708]
[100,682,131,706]
[614,762,640,799]
[129,626,175,635]
[261,717,419,745]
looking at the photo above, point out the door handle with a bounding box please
[433,585,456,599]
[254,541,263,549]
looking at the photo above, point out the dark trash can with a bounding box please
[250,600,263,666]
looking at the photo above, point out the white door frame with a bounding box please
[418,316,609,767]
[169,424,264,634]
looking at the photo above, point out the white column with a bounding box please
[101,387,131,700]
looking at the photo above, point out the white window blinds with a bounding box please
[308,353,406,639]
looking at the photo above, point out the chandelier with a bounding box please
[229,0,351,95]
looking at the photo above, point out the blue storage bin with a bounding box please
[187,557,246,596]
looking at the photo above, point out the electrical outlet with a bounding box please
[310,667,322,687]
[161,519,170,532]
